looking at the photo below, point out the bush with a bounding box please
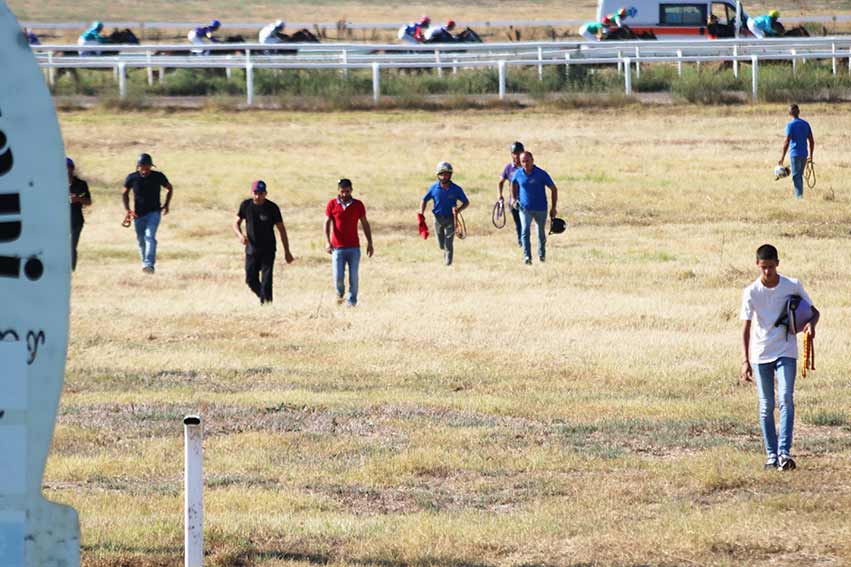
[672,67,744,104]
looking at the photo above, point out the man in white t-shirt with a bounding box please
[740,244,819,471]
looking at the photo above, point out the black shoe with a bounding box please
[778,455,796,471]
[764,456,778,470]
[524,257,532,265]
[539,256,545,263]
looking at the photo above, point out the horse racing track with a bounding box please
[56,104,851,567]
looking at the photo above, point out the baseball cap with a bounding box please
[65,156,75,169]
[337,178,352,188]
[136,153,154,166]
[252,180,267,193]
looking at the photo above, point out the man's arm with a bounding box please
[324,216,333,254]
[741,320,753,382]
[808,131,815,160]
[455,194,469,214]
[233,215,247,244]
[161,182,174,215]
[511,180,519,205]
[121,187,135,217]
[361,215,374,257]
[276,221,294,263]
[548,183,559,218]
[779,136,790,165]
[419,196,429,216]
[497,176,508,200]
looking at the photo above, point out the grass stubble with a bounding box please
[53,104,851,567]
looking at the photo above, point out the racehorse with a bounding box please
[424,27,483,43]
[603,25,657,40]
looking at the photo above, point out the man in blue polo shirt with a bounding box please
[512,151,558,265]
[420,161,469,266]
[778,104,814,199]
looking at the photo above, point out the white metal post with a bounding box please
[245,62,254,106]
[184,415,203,567]
[791,49,797,75]
[146,50,154,86]
[452,58,458,75]
[47,51,55,86]
[733,45,739,79]
[537,46,543,81]
[617,50,623,74]
[564,52,571,75]
[159,67,165,84]
[371,62,380,104]
[751,54,758,101]
[848,47,851,76]
[736,1,742,38]
[226,59,232,81]
[341,50,348,77]
[623,56,632,95]
[676,49,683,77]
[498,60,506,99]
[435,50,443,78]
[118,62,127,98]
[831,43,837,75]
[634,46,640,79]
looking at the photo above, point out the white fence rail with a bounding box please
[35,38,851,105]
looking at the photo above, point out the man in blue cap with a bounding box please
[188,19,222,55]
[233,180,294,304]
[122,153,173,274]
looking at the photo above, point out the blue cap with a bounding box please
[66,157,75,168]
[252,180,267,193]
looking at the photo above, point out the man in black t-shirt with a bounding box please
[67,157,92,272]
[122,153,174,274]
[232,180,294,304]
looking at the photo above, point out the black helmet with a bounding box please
[136,153,154,166]
[510,141,525,154]
[549,217,567,234]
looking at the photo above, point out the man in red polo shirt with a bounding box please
[324,178,374,306]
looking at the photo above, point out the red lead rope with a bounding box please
[802,333,815,378]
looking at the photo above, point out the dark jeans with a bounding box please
[510,206,522,246]
[71,221,84,271]
[245,247,275,303]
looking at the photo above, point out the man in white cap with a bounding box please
[259,19,286,44]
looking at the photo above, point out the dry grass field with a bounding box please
[53,103,851,567]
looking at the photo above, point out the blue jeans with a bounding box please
[790,156,807,199]
[134,210,161,268]
[520,208,548,260]
[755,357,797,458]
[332,247,361,305]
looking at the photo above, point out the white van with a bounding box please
[596,0,750,39]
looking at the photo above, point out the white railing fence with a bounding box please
[34,39,851,105]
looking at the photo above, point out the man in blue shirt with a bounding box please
[420,161,469,266]
[778,104,814,199]
[512,152,559,265]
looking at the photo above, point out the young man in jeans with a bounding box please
[233,180,294,304]
[324,178,373,306]
[122,153,173,274]
[778,104,814,199]
[497,141,525,248]
[420,161,469,266]
[740,244,819,471]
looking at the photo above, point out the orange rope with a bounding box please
[802,333,815,378]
